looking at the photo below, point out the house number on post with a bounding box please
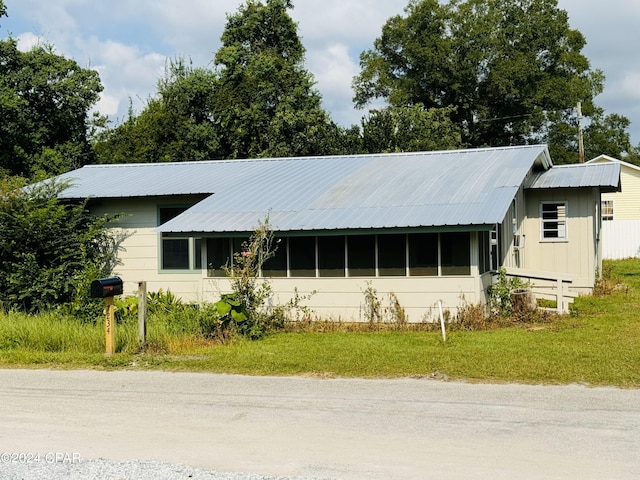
[90,277,124,356]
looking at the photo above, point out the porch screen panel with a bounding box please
[409,233,438,276]
[348,235,375,276]
[318,236,345,277]
[262,237,287,277]
[289,237,316,277]
[441,232,471,275]
[206,238,231,277]
[378,234,406,276]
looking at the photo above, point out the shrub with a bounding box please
[487,268,530,317]
[0,177,120,314]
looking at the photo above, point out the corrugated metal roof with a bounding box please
[52,145,555,233]
[155,145,549,233]
[525,162,621,192]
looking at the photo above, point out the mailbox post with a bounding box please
[90,277,123,356]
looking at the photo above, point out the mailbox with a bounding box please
[90,277,123,298]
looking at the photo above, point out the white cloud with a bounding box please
[15,32,41,50]
[2,0,639,143]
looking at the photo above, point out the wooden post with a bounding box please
[138,281,147,345]
[105,296,115,356]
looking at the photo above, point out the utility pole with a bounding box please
[577,102,585,163]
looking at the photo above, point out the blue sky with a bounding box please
[2,0,639,150]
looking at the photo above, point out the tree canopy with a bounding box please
[95,0,349,162]
[211,0,342,158]
[94,60,221,164]
[0,36,103,178]
[353,0,637,162]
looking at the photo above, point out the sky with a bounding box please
[1,0,639,149]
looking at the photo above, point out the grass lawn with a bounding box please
[1,259,639,387]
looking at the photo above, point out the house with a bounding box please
[587,155,640,259]
[55,145,619,319]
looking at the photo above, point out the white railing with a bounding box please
[502,268,575,314]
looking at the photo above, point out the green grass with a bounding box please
[1,259,640,387]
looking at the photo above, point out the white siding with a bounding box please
[592,161,640,220]
[203,276,481,322]
[601,220,640,259]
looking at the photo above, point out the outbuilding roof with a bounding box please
[525,162,621,192]
[54,144,613,234]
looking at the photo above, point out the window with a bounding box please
[159,206,200,270]
[408,233,438,276]
[206,238,232,277]
[479,231,491,274]
[348,235,376,276]
[541,202,567,240]
[289,237,316,277]
[441,232,471,275]
[318,236,345,277]
[262,238,287,277]
[601,200,614,221]
[378,234,406,276]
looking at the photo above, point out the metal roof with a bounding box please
[156,145,550,233]
[525,162,621,192]
[52,145,555,233]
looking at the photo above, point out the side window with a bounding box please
[541,202,567,240]
[601,200,614,221]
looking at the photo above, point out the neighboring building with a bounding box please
[54,145,619,319]
[587,155,640,259]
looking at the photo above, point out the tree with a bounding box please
[211,0,341,158]
[0,177,119,313]
[0,37,103,178]
[94,59,221,164]
[353,0,630,158]
[361,104,462,153]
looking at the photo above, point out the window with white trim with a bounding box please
[601,200,614,221]
[541,202,567,240]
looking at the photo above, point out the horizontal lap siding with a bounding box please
[204,277,480,322]
[92,198,204,299]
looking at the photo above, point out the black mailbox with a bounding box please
[90,277,123,298]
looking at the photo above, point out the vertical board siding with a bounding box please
[601,220,640,259]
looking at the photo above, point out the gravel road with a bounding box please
[1,369,639,479]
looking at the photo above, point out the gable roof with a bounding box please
[158,145,550,233]
[586,154,640,174]
[525,162,621,192]
[55,145,555,233]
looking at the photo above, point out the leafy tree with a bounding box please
[94,60,221,164]
[353,0,632,158]
[361,104,462,153]
[0,177,119,313]
[212,0,341,158]
[0,36,103,178]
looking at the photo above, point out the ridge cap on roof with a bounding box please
[78,144,549,169]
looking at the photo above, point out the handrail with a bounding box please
[499,267,574,314]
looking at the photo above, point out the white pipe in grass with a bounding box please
[438,300,446,343]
